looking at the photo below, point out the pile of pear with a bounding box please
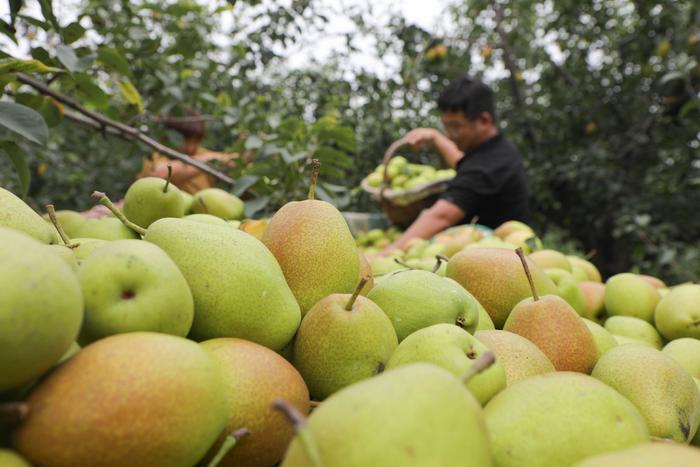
[2,166,700,466]
[363,155,456,192]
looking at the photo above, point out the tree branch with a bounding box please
[15,73,234,185]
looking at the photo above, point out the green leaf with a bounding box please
[18,14,49,30]
[38,0,60,32]
[245,135,263,150]
[9,0,23,27]
[232,175,260,197]
[0,141,30,197]
[0,102,48,145]
[244,196,270,218]
[118,79,143,113]
[0,19,18,44]
[56,45,79,72]
[62,21,85,44]
[97,47,131,76]
[73,73,110,109]
[0,58,63,76]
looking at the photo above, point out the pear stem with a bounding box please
[0,402,29,425]
[45,204,79,249]
[515,247,539,301]
[432,254,449,273]
[393,258,413,269]
[90,191,147,236]
[585,249,597,260]
[461,352,496,383]
[274,398,324,467]
[345,277,369,311]
[198,197,208,213]
[309,400,321,409]
[207,428,250,467]
[163,164,173,193]
[308,159,321,200]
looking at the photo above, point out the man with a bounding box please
[381,75,530,254]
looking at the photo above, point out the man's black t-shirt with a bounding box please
[439,133,530,229]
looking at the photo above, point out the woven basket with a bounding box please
[360,136,454,227]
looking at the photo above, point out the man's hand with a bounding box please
[403,128,440,150]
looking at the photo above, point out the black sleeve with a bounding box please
[439,168,492,219]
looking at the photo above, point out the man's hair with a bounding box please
[437,75,496,122]
[162,111,205,139]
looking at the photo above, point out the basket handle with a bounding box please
[379,136,411,203]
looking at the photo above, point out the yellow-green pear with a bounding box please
[475,330,555,386]
[77,239,194,344]
[654,284,700,340]
[262,163,359,315]
[293,281,398,399]
[545,267,586,315]
[494,220,533,239]
[604,273,660,322]
[573,443,700,467]
[200,338,310,467]
[12,332,229,467]
[503,230,542,253]
[74,217,140,240]
[368,255,404,276]
[184,213,229,225]
[43,209,86,238]
[582,318,618,360]
[145,218,301,350]
[367,270,479,340]
[567,256,602,282]
[386,324,506,405]
[44,244,78,271]
[181,191,194,214]
[0,228,82,392]
[123,176,185,228]
[192,187,244,220]
[475,303,496,330]
[0,186,56,243]
[662,338,700,379]
[0,449,31,467]
[529,249,572,271]
[281,363,493,467]
[485,372,649,467]
[447,247,559,328]
[604,316,663,349]
[592,344,700,442]
[71,237,108,262]
[579,281,606,322]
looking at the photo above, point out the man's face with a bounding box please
[441,110,486,152]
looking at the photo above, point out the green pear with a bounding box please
[475,303,496,330]
[293,282,398,399]
[662,338,700,378]
[567,256,602,282]
[386,324,506,405]
[485,372,649,467]
[570,264,589,281]
[44,244,78,271]
[262,166,359,315]
[604,273,661,322]
[181,191,194,214]
[191,187,244,220]
[604,316,663,349]
[123,176,185,228]
[74,217,140,240]
[0,186,57,243]
[281,363,492,467]
[184,213,229,225]
[493,220,534,239]
[43,209,86,238]
[573,443,700,467]
[200,338,310,467]
[545,268,586,315]
[579,281,606,322]
[654,284,700,340]
[503,230,542,254]
[529,249,572,271]
[0,228,83,392]
[592,344,700,442]
[77,239,194,344]
[0,450,31,467]
[466,236,514,249]
[475,330,555,386]
[368,256,404,276]
[145,218,301,350]
[447,247,559,328]
[613,334,658,348]
[367,270,479,341]
[582,318,618,360]
[403,238,429,259]
[71,237,108,262]
[12,332,228,467]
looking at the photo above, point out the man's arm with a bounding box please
[403,128,463,169]
[381,199,465,254]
